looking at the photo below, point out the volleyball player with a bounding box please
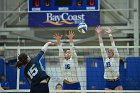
[55,83,62,93]
[53,31,81,93]
[96,26,123,93]
[16,42,53,93]
[0,75,10,90]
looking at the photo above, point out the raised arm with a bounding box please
[53,33,65,61]
[95,26,108,61]
[106,27,119,57]
[66,31,78,65]
[41,42,53,53]
[36,42,53,61]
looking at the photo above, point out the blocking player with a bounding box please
[96,26,123,93]
[53,31,81,93]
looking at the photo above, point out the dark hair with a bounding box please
[55,83,62,89]
[64,49,70,53]
[16,53,28,68]
[0,74,6,82]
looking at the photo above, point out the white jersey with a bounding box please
[61,58,79,82]
[58,43,79,82]
[100,42,120,79]
[104,57,120,79]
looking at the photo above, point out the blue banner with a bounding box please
[28,11,100,27]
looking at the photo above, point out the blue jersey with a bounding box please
[1,81,9,88]
[24,51,50,87]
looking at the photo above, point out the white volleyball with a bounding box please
[77,23,88,33]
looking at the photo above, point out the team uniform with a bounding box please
[100,42,122,90]
[24,51,50,93]
[58,43,81,90]
[0,80,9,90]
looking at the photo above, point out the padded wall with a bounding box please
[0,58,4,76]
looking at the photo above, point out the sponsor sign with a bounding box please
[28,12,100,27]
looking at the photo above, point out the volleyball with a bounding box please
[77,23,88,33]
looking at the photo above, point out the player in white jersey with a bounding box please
[96,26,123,93]
[53,31,81,92]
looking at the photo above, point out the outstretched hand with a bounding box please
[106,27,113,34]
[66,31,75,39]
[47,42,55,46]
[95,26,102,34]
[53,33,62,41]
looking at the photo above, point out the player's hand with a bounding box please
[47,42,54,46]
[106,27,112,34]
[95,26,102,34]
[53,33,62,41]
[66,31,75,39]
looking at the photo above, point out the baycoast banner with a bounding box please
[28,12,100,27]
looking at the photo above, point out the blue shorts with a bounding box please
[30,83,49,93]
[105,79,122,90]
[63,81,81,90]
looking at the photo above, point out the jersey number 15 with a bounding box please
[28,64,38,79]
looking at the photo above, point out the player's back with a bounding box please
[24,51,50,86]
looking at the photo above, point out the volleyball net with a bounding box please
[0,46,140,93]
[0,89,140,93]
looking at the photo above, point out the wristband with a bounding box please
[41,43,48,53]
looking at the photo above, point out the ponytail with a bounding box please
[15,61,23,68]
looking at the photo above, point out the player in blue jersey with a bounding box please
[0,75,10,90]
[96,26,123,93]
[16,42,53,93]
[53,31,81,93]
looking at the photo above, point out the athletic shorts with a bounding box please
[104,79,122,90]
[30,83,49,93]
[63,81,81,90]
